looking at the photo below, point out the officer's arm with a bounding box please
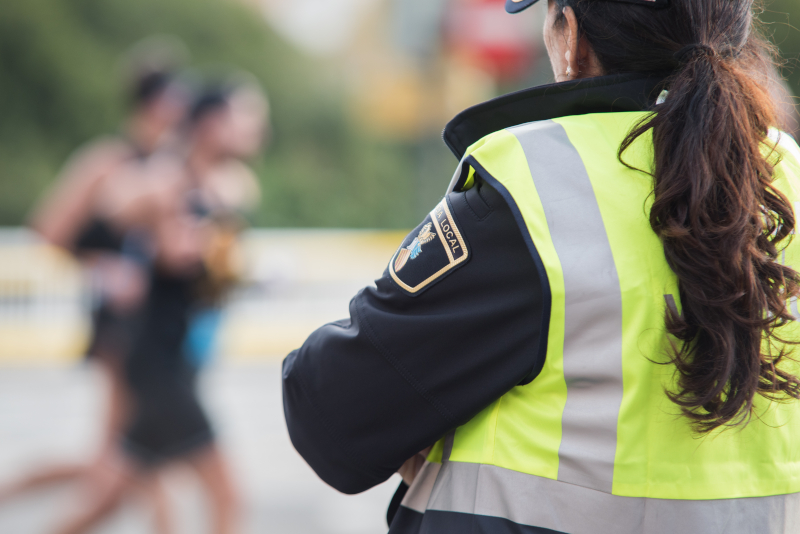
[282,177,548,494]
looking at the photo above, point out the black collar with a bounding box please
[443,72,669,160]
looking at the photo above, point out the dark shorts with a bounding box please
[85,304,138,362]
[122,362,214,467]
[121,272,215,467]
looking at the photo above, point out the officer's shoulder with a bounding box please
[387,196,471,297]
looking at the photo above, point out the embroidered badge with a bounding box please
[394,223,436,272]
[389,198,469,295]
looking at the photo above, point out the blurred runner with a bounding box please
[54,77,268,534]
[0,39,189,520]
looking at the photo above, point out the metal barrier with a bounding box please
[0,230,89,362]
[0,228,406,363]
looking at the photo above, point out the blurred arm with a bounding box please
[97,154,207,274]
[203,159,262,217]
[283,179,549,494]
[29,138,131,249]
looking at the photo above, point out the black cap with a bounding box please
[505,0,538,13]
[506,0,668,14]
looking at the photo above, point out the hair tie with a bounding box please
[674,44,716,65]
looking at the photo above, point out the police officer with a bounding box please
[283,0,800,532]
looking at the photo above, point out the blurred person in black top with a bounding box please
[52,78,268,534]
[0,38,189,523]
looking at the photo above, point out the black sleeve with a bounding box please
[282,177,549,494]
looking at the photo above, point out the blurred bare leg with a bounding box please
[0,353,126,504]
[51,452,135,534]
[0,465,87,503]
[137,472,174,534]
[96,352,129,453]
[187,445,239,534]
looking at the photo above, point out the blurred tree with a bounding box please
[0,0,422,228]
[0,0,118,224]
[0,0,797,227]
[762,0,800,96]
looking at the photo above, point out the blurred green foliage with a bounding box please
[0,0,798,228]
[763,0,800,94]
[0,0,429,228]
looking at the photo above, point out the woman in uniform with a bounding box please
[283,1,800,533]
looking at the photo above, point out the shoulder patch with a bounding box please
[389,197,469,295]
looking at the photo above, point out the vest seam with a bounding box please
[355,293,459,425]
[489,396,502,464]
[465,155,551,385]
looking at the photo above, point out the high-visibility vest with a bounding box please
[401,112,800,533]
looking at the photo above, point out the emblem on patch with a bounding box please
[394,223,436,272]
[389,198,469,295]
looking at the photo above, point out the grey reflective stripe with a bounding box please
[664,294,683,319]
[509,120,624,492]
[426,461,800,534]
[441,431,455,462]
[780,249,798,319]
[446,159,467,194]
[401,461,442,513]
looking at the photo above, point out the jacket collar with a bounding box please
[443,72,669,160]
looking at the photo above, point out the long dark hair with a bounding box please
[555,0,800,432]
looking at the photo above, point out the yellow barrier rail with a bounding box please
[0,228,407,364]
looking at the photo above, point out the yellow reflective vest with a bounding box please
[401,111,800,534]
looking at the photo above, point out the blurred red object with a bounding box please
[445,0,538,82]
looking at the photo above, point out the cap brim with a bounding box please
[505,0,541,14]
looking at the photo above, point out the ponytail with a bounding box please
[558,0,800,432]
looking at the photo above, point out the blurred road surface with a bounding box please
[0,363,399,534]
[0,228,409,532]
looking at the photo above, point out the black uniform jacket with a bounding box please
[282,73,667,498]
